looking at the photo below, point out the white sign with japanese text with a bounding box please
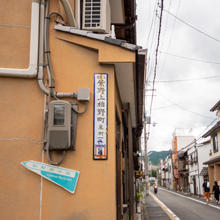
[93,73,108,160]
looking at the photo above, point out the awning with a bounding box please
[203,155,220,165]
[200,167,208,176]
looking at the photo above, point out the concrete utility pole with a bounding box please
[144,118,149,195]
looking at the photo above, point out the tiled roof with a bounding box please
[200,167,208,176]
[54,25,141,51]
[202,121,220,138]
[210,100,220,112]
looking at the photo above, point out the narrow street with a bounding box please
[151,187,220,220]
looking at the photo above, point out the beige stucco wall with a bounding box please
[0,1,136,219]
[0,78,44,220]
[214,164,220,181]
[0,0,31,68]
[208,165,214,188]
[41,39,117,220]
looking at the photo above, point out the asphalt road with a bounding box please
[154,187,220,220]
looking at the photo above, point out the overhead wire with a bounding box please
[157,0,172,54]
[157,0,173,73]
[164,0,181,52]
[159,50,220,64]
[157,0,181,78]
[149,0,164,117]
[145,0,164,142]
[149,75,220,83]
[146,1,219,152]
[146,1,160,81]
[145,0,158,47]
[163,8,220,44]
[153,104,175,110]
[159,94,215,119]
[177,118,217,153]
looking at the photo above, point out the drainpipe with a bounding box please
[0,0,39,78]
[38,0,48,95]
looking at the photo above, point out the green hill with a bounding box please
[148,150,171,165]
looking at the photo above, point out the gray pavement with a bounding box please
[155,187,220,220]
[143,193,170,220]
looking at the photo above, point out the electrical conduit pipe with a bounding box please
[60,0,76,27]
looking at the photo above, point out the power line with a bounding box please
[146,0,158,47]
[146,1,160,81]
[158,0,181,77]
[159,50,220,64]
[149,0,164,117]
[164,0,181,52]
[159,94,215,119]
[158,0,172,52]
[153,104,175,110]
[163,8,220,44]
[177,118,217,153]
[146,0,164,144]
[149,75,220,83]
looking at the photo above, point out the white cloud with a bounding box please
[137,0,220,152]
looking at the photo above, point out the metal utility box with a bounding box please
[47,100,72,150]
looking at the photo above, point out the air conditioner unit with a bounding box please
[82,0,111,33]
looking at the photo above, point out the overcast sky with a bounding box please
[136,0,220,152]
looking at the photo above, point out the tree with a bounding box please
[151,169,157,178]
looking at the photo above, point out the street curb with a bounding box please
[160,187,220,210]
[149,191,180,220]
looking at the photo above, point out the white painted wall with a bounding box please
[198,142,210,195]
[188,142,210,195]
[177,136,195,151]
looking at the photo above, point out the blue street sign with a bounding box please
[21,160,80,194]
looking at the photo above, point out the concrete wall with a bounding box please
[208,166,214,189]
[176,136,195,151]
[198,143,210,194]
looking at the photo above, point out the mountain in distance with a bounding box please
[148,150,171,166]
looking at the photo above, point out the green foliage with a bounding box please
[140,184,144,192]
[151,169,157,177]
[136,192,143,201]
[148,150,171,165]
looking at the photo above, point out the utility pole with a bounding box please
[144,115,149,195]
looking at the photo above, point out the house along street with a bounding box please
[150,187,220,220]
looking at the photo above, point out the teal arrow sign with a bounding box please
[21,160,80,194]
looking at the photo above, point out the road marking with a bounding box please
[160,187,220,210]
[149,191,181,220]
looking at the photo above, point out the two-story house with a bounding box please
[188,140,210,196]
[203,100,220,189]
[171,129,195,191]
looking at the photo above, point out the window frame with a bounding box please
[213,134,218,153]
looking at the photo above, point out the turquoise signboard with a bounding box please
[21,160,80,194]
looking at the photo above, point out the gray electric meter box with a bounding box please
[47,100,72,150]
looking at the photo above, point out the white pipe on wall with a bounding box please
[0,0,39,78]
